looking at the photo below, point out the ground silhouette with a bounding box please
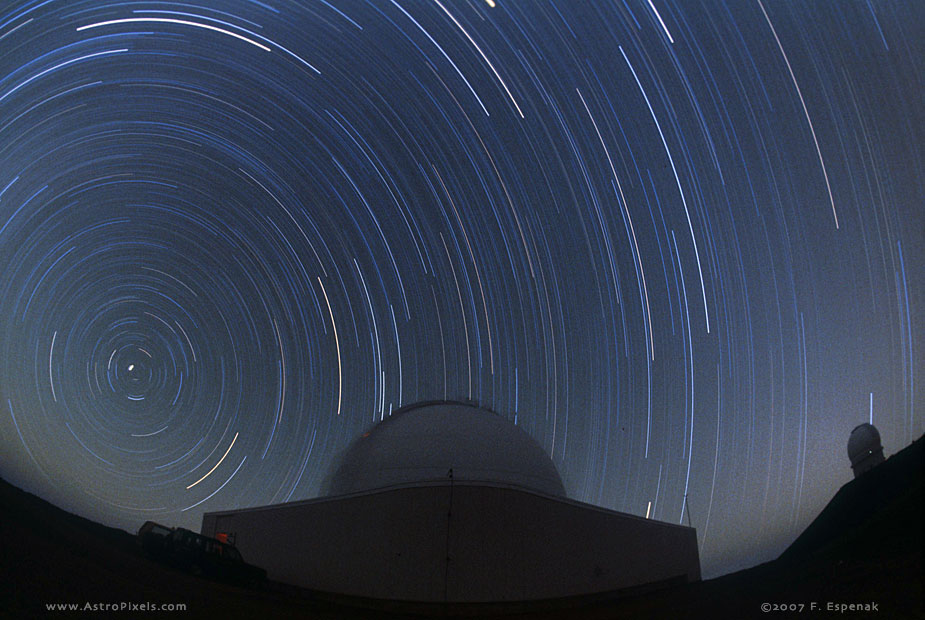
[2,434,921,619]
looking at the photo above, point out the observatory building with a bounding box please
[201,401,700,602]
[848,423,885,478]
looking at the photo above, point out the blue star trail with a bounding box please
[0,0,921,578]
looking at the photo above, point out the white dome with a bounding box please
[847,423,882,465]
[322,401,566,497]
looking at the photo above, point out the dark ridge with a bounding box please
[2,434,922,619]
[780,434,924,563]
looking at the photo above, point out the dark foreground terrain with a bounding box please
[2,436,921,619]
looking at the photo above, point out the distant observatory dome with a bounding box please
[847,423,885,478]
[323,400,566,497]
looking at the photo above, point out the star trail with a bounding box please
[0,0,921,578]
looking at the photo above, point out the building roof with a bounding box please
[321,400,567,497]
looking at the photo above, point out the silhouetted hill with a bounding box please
[781,434,923,562]
[1,435,922,618]
[0,478,376,619]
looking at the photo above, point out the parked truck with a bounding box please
[137,521,266,587]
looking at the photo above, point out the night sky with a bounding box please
[0,0,921,579]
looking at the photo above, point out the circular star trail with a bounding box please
[0,1,921,577]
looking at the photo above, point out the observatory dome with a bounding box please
[848,423,882,462]
[847,422,884,478]
[322,401,566,498]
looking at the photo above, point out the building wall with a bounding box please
[202,482,700,602]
